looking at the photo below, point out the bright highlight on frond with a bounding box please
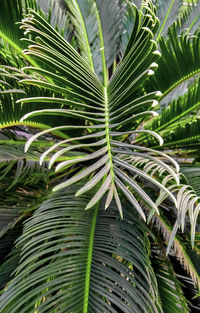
[18,1,180,222]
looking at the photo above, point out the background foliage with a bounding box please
[0,0,200,312]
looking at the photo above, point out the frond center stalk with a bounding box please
[104,87,114,184]
[83,204,99,313]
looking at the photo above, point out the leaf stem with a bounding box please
[104,87,115,184]
[95,4,108,86]
[0,30,38,67]
[156,0,175,41]
[74,0,94,71]
[83,204,98,313]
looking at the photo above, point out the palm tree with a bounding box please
[0,0,200,311]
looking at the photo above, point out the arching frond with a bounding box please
[0,187,163,313]
[0,247,21,291]
[0,67,80,137]
[152,214,200,288]
[15,2,180,220]
[146,77,200,135]
[148,24,200,100]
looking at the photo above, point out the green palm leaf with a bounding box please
[145,77,200,148]
[152,214,200,288]
[151,243,190,312]
[148,24,200,100]
[0,187,162,312]
[17,2,180,219]
[178,0,200,34]
[156,0,182,40]
[0,66,82,136]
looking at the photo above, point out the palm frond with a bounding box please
[123,153,200,249]
[0,0,26,49]
[15,1,181,220]
[0,143,50,189]
[148,23,200,100]
[0,186,162,312]
[181,166,200,196]
[36,0,72,40]
[0,66,81,137]
[0,248,21,291]
[152,214,200,288]
[95,0,126,70]
[178,0,200,34]
[151,243,190,313]
[153,117,200,150]
[155,0,182,40]
[146,77,200,135]
[64,0,96,71]
[0,0,40,66]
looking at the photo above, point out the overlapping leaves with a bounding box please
[17,1,180,220]
[0,187,163,313]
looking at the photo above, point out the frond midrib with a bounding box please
[104,87,114,184]
[0,121,69,139]
[159,69,200,102]
[83,203,99,313]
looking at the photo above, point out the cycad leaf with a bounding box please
[178,1,200,34]
[151,244,190,312]
[95,0,126,69]
[153,214,200,288]
[18,2,180,219]
[63,0,95,70]
[0,143,50,189]
[0,248,21,291]
[156,0,182,40]
[0,187,162,312]
[0,67,80,135]
[37,0,72,40]
[181,166,200,196]
[146,77,200,139]
[148,24,200,100]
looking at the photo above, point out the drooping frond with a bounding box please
[123,154,200,249]
[152,214,200,288]
[0,187,163,312]
[0,248,21,291]
[0,143,50,189]
[15,2,180,220]
[0,139,51,290]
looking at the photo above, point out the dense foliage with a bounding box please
[0,0,200,312]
